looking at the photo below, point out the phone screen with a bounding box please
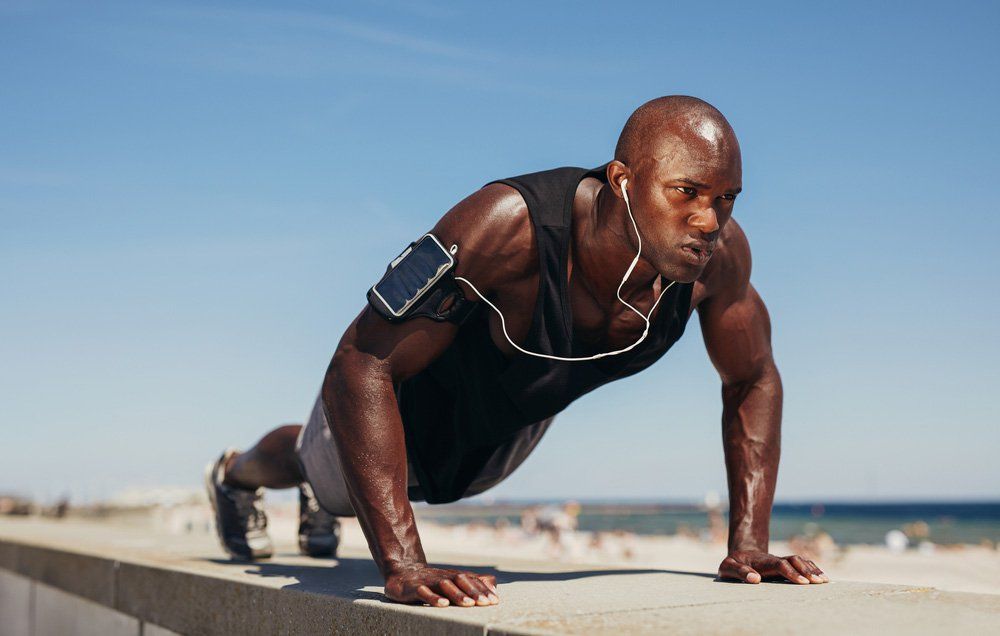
[373,235,453,315]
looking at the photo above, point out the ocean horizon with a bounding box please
[418,500,1000,546]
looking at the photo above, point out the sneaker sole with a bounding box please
[298,534,340,558]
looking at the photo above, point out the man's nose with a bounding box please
[688,205,720,234]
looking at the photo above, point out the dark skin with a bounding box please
[226,100,827,607]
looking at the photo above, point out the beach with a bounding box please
[13,493,1000,594]
[101,497,1000,597]
[408,517,1000,596]
[5,512,1000,635]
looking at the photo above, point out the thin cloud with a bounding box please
[72,6,590,99]
[151,4,501,64]
[358,0,463,21]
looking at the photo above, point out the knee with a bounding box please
[256,424,303,456]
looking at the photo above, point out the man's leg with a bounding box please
[223,424,304,490]
[205,430,283,561]
[206,421,341,560]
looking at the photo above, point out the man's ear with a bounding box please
[605,160,630,199]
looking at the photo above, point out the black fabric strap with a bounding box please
[404,271,479,325]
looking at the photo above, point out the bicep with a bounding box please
[698,282,775,386]
[330,182,528,383]
[336,304,461,382]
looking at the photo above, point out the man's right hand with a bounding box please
[384,566,500,607]
[326,185,526,611]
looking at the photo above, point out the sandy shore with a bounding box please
[403,519,1000,596]
[6,515,1000,635]
[95,501,1000,597]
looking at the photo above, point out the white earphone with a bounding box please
[452,177,676,362]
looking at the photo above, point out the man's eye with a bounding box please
[675,186,696,196]
[721,193,737,201]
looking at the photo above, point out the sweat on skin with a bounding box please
[219,96,828,608]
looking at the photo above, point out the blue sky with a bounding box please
[1,1,998,503]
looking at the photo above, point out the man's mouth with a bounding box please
[680,243,714,266]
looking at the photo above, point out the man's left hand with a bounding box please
[719,550,829,584]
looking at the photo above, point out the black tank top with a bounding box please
[396,164,694,503]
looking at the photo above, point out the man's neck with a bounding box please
[573,181,661,310]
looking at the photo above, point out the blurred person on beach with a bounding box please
[788,523,840,563]
[520,505,540,536]
[536,501,582,558]
[703,491,728,545]
[204,96,828,608]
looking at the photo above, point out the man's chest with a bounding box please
[483,268,704,360]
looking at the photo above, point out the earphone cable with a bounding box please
[453,178,676,362]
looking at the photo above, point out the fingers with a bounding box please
[810,560,830,583]
[454,573,496,606]
[438,579,476,607]
[392,569,500,608]
[416,584,450,608]
[772,557,810,584]
[719,557,761,584]
[720,553,830,586]
[789,557,830,583]
[476,574,501,604]
[478,574,499,595]
[787,555,824,584]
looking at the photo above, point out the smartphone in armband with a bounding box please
[367,233,457,322]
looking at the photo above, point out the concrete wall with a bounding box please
[0,568,179,636]
[0,532,489,636]
[3,518,999,636]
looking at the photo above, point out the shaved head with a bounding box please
[601,96,743,283]
[614,96,739,170]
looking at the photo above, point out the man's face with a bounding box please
[627,123,742,283]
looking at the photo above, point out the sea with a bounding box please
[417,501,1000,546]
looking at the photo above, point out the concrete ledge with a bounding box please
[0,569,33,635]
[1,542,119,607]
[0,537,469,635]
[2,517,999,635]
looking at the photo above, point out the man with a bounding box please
[205,96,829,608]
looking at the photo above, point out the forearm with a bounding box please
[322,355,426,578]
[721,363,783,553]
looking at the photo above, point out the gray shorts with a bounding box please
[294,393,554,517]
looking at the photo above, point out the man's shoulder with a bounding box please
[697,219,752,302]
[486,164,597,186]
[428,182,537,293]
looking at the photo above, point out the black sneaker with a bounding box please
[204,449,273,560]
[298,481,341,558]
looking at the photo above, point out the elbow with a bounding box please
[323,346,392,403]
[326,341,389,379]
[720,361,783,415]
[722,358,782,392]
[757,361,782,392]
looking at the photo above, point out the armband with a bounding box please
[366,233,478,325]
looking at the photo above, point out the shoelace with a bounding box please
[231,489,267,532]
[309,507,337,528]
[300,484,337,531]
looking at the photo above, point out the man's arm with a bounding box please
[322,184,532,607]
[697,221,828,585]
